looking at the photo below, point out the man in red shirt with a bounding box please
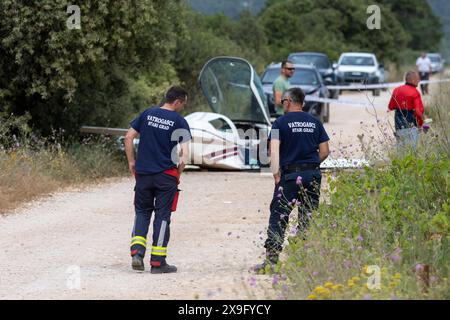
[388,71,424,149]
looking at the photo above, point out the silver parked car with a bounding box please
[428,53,445,74]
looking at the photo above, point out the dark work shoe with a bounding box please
[253,261,278,275]
[131,255,145,271]
[150,263,177,274]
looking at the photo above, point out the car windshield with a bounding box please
[262,68,320,86]
[340,56,375,66]
[289,55,330,69]
[428,56,441,62]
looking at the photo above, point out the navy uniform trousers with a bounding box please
[130,172,178,267]
[264,169,322,254]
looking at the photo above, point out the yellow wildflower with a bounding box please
[314,286,326,293]
[389,281,398,288]
[324,282,334,289]
[307,294,317,300]
[351,276,361,283]
[348,280,355,288]
[332,284,344,291]
[393,273,401,280]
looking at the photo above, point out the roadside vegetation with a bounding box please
[266,87,449,300]
[0,112,127,213]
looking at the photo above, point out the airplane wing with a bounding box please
[80,126,128,136]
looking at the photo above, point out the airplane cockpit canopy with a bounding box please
[199,57,271,126]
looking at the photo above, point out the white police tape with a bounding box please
[303,78,450,107]
[305,96,373,107]
[327,78,450,91]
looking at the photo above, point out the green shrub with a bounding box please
[275,104,450,300]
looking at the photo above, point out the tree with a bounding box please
[0,0,185,135]
[377,0,443,51]
[259,0,409,62]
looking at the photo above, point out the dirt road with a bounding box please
[0,81,441,299]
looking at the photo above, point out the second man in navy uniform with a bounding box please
[258,87,330,272]
[124,86,191,274]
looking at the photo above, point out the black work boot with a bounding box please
[150,262,177,274]
[131,254,145,271]
[254,250,279,274]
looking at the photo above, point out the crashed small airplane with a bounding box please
[81,56,368,170]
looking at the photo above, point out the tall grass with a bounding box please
[0,113,127,213]
[269,87,449,300]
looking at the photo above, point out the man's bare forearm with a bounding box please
[124,137,135,164]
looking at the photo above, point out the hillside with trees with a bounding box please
[428,0,450,60]
[0,0,443,137]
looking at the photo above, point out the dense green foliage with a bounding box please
[428,0,450,61]
[187,0,266,18]
[379,0,443,52]
[259,0,409,62]
[0,0,444,136]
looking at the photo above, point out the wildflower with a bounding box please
[314,286,326,294]
[312,271,319,277]
[347,280,355,288]
[393,273,401,280]
[277,193,282,198]
[307,294,317,300]
[248,276,257,287]
[389,281,398,288]
[272,275,280,286]
[278,186,283,192]
[363,265,369,274]
[332,284,344,291]
[415,264,424,272]
[357,235,364,242]
[324,282,334,289]
[296,176,303,185]
[351,276,361,283]
[343,260,352,269]
[390,254,401,263]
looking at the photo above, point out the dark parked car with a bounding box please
[261,63,330,123]
[288,52,339,99]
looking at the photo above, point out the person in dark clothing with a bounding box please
[256,87,330,272]
[124,86,191,274]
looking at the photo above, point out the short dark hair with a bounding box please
[165,86,188,104]
[286,87,305,105]
[281,60,294,68]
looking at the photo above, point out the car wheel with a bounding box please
[373,89,381,96]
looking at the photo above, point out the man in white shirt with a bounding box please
[416,52,432,95]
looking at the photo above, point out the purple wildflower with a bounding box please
[272,275,280,286]
[343,260,352,269]
[415,264,424,272]
[357,235,364,242]
[296,176,303,185]
[390,254,401,263]
[248,276,257,287]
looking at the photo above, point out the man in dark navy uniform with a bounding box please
[257,87,330,272]
[124,86,191,274]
